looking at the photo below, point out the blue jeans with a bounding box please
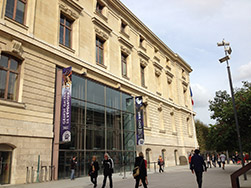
[71,169,75,180]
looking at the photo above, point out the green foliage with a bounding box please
[195,119,209,152]
[208,81,251,152]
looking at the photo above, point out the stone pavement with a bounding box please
[2,164,251,188]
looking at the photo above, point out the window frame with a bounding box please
[0,53,21,101]
[140,65,145,87]
[5,0,27,25]
[59,13,73,48]
[96,36,105,65]
[121,53,127,77]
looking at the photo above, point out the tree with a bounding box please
[195,120,209,152]
[208,81,251,152]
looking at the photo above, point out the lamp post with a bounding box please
[217,39,247,180]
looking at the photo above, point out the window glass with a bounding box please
[71,99,85,125]
[7,72,18,100]
[122,112,135,131]
[65,28,71,48]
[106,87,120,109]
[10,59,18,71]
[87,80,104,105]
[99,48,103,64]
[86,102,105,128]
[15,0,25,24]
[5,0,15,19]
[0,55,8,68]
[59,25,64,44]
[72,74,85,100]
[0,70,7,98]
[122,93,134,113]
[106,107,121,129]
[86,129,105,150]
[60,16,64,24]
[107,130,121,150]
[123,131,135,151]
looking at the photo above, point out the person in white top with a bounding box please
[220,153,226,170]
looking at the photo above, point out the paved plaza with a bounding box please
[2,165,251,188]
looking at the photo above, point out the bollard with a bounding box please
[31,166,34,183]
[123,164,127,179]
[154,162,156,173]
[26,167,29,184]
[119,166,123,176]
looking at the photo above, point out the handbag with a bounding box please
[133,159,144,178]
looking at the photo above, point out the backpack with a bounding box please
[133,159,143,178]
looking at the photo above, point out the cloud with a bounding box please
[191,84,212,108]
[235,61,251,81]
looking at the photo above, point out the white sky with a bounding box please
[120,0,251,125]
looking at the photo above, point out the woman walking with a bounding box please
[102,153,114,188]
[89,156,100,188]
[158,156,164,173]
[134,152,148,188]
[217,154,221,168]
[211,154,216,167]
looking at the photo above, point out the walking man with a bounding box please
[70,156,77,180]
[220,152,226,170]
[134,152,148,188]
[190,149,207,188]
[102,153,114,188]
[158,156,164,173]
[89,156,100,188]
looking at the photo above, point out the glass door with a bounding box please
[0,151,12,185]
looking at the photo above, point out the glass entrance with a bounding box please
[0,151,12,185]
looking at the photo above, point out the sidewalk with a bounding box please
[2,164,251,188]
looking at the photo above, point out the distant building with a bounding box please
[0,0,198,185]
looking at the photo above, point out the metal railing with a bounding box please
[26,165,55,183]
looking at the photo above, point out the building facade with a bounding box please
[0,0,198,185]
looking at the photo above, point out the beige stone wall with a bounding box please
[0,0,198,184]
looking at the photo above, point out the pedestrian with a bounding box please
[102,153,114,188]
[134,152,148,188]
[217,154,221,168]
[235,152,239,164]
[211,154,216,168]
[245,153,249,163]
[190,149,207,188]
[206,154,211,168]
[189,154,192,168]
[231,154,236,164]
[89,156,100,188]
[158,156,164,173]
[70,156,77,180]
[220,152,226,170]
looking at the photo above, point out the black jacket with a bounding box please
[103,159,114,175]
[134,156,147,178]
[70,159,77,170]
[89,161,100,177]
[190,154,207,172]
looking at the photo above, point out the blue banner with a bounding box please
[135,96,145,145]
[60,67,72,142]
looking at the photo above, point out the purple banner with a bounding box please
[135,96,145,145]
[60,67,72,142]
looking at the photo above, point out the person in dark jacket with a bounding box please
[134,152,148,188]
[89,156,100,188]
[70,156,77,180]
[102,153,114,188]
[190,149,207,188]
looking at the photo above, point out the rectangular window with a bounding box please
[96,37,104,65]
[140,65,145,87]
[121,53,127,77]
[59,14,72,48]
[121,22,126,33]
[0,54,20,101]
[5,0,26,24]
[96,2,104,14]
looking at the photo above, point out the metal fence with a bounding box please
[26,165,55,183]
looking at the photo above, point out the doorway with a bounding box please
[0,151,12,185]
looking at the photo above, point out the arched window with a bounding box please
[0,53,21,101]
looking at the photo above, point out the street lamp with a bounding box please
[217,39,247,180]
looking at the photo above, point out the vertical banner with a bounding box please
[135,96,145,145]
[60,67,72,142]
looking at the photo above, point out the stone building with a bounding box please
[0,0,198,185]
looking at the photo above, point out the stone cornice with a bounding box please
[138,50,150,61]
[165,70,174,78]
[118,36,133,49]
[92,17,112,34]
[61,0,83,13]
[153,61,163,71]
